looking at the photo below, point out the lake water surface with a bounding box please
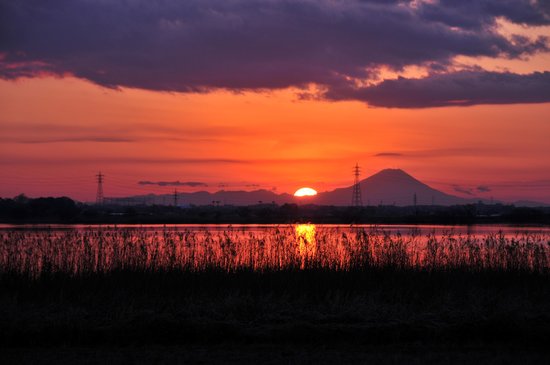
[1,223,549,236]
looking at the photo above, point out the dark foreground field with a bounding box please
[1,268,549,364]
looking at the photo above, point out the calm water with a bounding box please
[1,223,549,236]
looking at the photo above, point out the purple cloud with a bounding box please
[418,0,550,30]
[0,122,237,143]
[477,185,492,193]
[453,185,474,196]
[0,0,549,107]
[374,152,404,157]
[138,181,208,187]
[324,71,550,108]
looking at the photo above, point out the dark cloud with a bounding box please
[482,180,550,189]
[477,185,491,192]
[9,137,135,144]
[324,71,550,108]
[371,147,508,158]
[0,122,239,143]
[418,0,550,30]
[1,135,218,144]
[218,182,261,188]
[453,185,474,195]
[1,156,337,166]
[374,152,404,157]
[138,181,208,187]
[0,0,549,107]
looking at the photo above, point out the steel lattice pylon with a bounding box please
[352,163,362,207]
[96,172,104,205]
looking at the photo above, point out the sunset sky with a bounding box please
[1,0,549,203]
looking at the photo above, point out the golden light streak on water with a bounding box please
[295,224,316,268]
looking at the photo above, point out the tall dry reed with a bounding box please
[0,226,548,277]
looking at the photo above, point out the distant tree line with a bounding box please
[0,195,549,225]
[0,195,80,222]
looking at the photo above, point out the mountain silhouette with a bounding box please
[124,169,474,206]
[316,168,468,206]
[134,189,295,206]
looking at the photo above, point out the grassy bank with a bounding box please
[1,268,549,348]
[1,227,549,363]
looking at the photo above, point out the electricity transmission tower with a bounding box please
[352,163,363,207]
[173,189,178,207]
[96,172,104,205]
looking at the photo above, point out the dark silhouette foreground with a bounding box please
[1,195,549,225]
[2,267,549,363]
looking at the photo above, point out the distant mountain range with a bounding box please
[113,169,547,207]
[315,168,467,206]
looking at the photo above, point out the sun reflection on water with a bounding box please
[295,223,316,267]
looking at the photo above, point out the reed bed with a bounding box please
[1,226,549,277]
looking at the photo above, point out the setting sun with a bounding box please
[294,187,318,197]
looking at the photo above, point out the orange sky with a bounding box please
[1,76,549,203]
[1,2,550,204]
